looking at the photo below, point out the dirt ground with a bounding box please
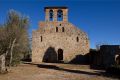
[0,63,119,80]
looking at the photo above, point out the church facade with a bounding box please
[32,7,89,63]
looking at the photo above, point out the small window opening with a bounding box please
[76,37,79,42]
[56,27,58,32]
[62,27,64,32]
[41,36,42,42]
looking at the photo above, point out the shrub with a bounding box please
[106,65,120,75]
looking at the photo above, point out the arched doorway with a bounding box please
[115,54,120,65]
[42,47,57,63]
[58,49,63,61]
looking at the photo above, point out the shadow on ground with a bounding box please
[37,64,102,76]
[38,64,120,79]
[24,62,120,79]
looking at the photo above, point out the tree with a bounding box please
[0,10,30,67]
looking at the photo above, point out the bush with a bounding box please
[106,65,120,75]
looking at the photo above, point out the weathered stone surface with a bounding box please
[32,7,90,63]
[0,54,6,73]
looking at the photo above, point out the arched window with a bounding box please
[56,27,58,32]
[59,24,61,26]
[62,27,64,32]
[76,37,79,42]
[49,10,53,21]
[57,10,63,21]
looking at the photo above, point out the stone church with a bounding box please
[32,7,89,63]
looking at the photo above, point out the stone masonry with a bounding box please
[0,54,6,73]
[32,7,90,63]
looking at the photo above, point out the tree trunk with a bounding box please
[5,40,12,67]
[9,38,16,67]
[5,40,12,56]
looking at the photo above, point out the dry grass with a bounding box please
[0,63,119,80]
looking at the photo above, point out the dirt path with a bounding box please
[0,63,119,80]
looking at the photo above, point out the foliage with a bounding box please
[0,10,30,66]
[106,65,120,75]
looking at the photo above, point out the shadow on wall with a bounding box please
[68,50,105,70]
[69,54,88,65]
[42,47,57,63]
[85,49,105,70]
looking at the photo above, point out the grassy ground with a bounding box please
[0,63,119,80]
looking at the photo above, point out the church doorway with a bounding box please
[58,49,63,61]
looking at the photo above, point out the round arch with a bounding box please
[57,9,63,21]
[58,48,63,60]
[115,54,120,65]
[49,9,54,21]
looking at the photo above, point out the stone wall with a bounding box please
[32,7,90,63]
[32,21,89,63]
[45,7,68,22]
[89,45,120,68]
[100,45,120,67]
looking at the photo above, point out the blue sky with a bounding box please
[0,0,120,48]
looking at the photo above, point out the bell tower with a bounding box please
[44,7,68,22]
